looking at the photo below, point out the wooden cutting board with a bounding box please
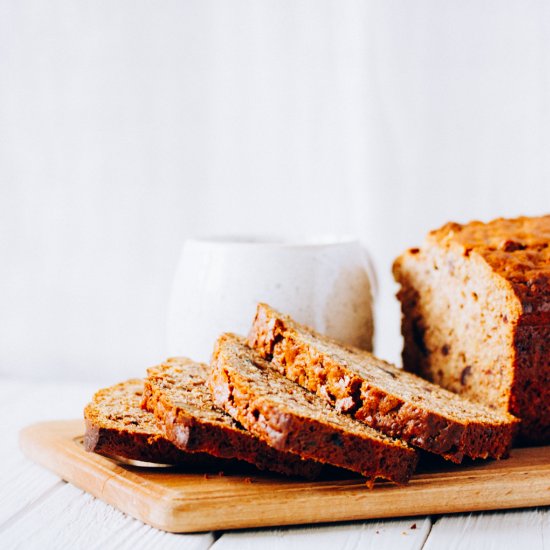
[20,420,550,533]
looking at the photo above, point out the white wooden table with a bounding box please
[0,378,548,550]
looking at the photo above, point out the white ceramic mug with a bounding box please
[166,236,376,362]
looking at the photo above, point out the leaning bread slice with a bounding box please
[143,358,323,479]
[248,303,519,463]
[210,334,418,484]
[84,379,220,467]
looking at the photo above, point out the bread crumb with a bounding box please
[410,523,417,530]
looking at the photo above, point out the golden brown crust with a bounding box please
[394,215,549,443]
[428,216,550,318]
[210,333,418,484]
[248,303,518,462]
[142,358,324,479]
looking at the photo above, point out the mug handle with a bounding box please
[361,245,379,302]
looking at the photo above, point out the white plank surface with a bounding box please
[0,483,214,550]
[0,380,96,527]
[423,509,550,550]
[0,456,60,528]
[0,379,97,446]
[212,518,431,550]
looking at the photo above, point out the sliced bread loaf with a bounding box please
[84,379,219,466]
[210,333,418,484]
[248,303,519,463]
[143,358,323,479]
[393,215,549,443]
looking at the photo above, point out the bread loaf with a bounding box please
[393,215,549,443]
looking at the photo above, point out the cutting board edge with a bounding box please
[18,420,550,533]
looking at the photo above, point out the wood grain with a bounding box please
[20,420,550,534]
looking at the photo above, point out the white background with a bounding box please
[1,1,549,383]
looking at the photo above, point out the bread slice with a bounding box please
[393,215,549,443]
[84,379,220,466]
[143,358,323,479]
[210,333,418,484]
[248,303,519,463]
